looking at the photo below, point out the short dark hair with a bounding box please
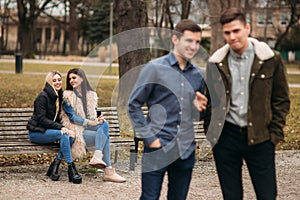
[173,19,202,38]
[220,8,246,26]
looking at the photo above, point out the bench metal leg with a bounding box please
[129,137,143,171]
[114,149,118,164]
[129,149,136,171]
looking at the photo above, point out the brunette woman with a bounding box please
[61,68,126,183]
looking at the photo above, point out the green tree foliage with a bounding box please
[279,25,300,51]
[85,0,111,46]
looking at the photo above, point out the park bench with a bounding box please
[0,107,135,169]
[0,106,206,170]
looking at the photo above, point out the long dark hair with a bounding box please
[66,68,94,117]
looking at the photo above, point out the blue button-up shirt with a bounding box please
[128,52,205,159]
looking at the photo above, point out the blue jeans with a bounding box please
[28,129,74,163]
[140,147,195,200]
[83,121,111,167]
[213,122,277,200]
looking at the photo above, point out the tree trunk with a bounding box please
[16,0,36,58]
[114,0,150,111]
[181,0,191,19]
[114,0,150,78]
[19,23,36,58]
[68,0,79,55]
[16,0,52,58]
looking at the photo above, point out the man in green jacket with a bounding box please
[205,8,290,200]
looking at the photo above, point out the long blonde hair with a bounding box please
[45,71,62,121]
[45,71,61,94]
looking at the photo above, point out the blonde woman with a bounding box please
[27,71,82,184]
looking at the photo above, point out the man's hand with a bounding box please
[148,138,162,148]
[193,91,207,111]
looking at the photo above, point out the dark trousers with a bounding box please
[213,122,277,200]
[140,148,195,200]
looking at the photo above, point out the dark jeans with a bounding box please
[140,147,195,200]
[213,122,277,200]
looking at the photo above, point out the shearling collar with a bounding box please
[209,37,274,63]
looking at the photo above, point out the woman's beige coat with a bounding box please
[61,90,98,159]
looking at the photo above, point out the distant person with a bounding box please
[128,19,207,200]
[205,8,290,199]
[61,68,126,183]
[27,71,82,184]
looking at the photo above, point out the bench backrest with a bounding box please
[0,108,33,142]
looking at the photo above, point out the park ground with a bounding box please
[0,150,299,200]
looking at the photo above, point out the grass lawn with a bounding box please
[0,73,117,108]
[288,74,300,84]
[281,87,300,150]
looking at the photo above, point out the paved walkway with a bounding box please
[290,83,300,88]
[0,150,299,199]
[0,70,118,79]
[0,58,119,67]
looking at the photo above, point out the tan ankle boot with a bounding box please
[103,168,126,183]
[89,150,107,169]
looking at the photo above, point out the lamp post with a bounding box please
[109,1,113,74]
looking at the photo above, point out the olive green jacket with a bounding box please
[205,38,290,146]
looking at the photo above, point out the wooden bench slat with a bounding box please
[0,113,32,117]
[0,150,55,155]
[0,147,58,154]
[0,138,133,146]
[0,137,29,141]
[0,117,30,122]
[0,130,28,134]
[0,130,121,136]
[0,141,57,146]
[0,136,126,142]
[110,137,133,143]
[0,108,33,112]
[0,126,28,131]
[0,132,122,138]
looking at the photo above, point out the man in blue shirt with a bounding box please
[128,19,207,200]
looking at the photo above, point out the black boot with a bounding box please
[46,158,61,181]
[68,162,82,184]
